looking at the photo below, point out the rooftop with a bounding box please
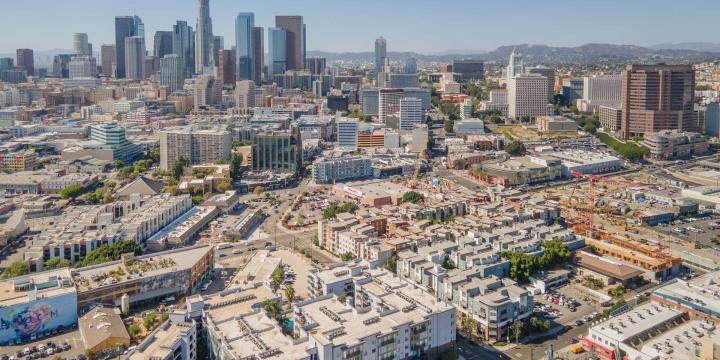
[0,268,76,307]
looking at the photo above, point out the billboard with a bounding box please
[0,293,78,345]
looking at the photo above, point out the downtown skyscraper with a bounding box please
[267,27,287,80]
[154,31,174,59]
[375,36,387,73]
[173,20,195,78]
[275,16,305,71]
[195,0,213,72]
[235,13,254,81]
[251,27,264,84]
[114,16,140,79]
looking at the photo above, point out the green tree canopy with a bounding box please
[76,241,141,268]
[60,184,86,200]
[1,261,29,279]
[44,258,70,269]
[505,141,527,156]
[401,191,425,204]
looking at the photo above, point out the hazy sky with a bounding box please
[2,0,718,54]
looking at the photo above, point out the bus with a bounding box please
[216,242,232,250]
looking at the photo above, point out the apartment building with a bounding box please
[641,130,709,160]
[508,74,550,120]
[312,156,372,184]
[159,125,232,170]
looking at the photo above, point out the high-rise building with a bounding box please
[374,37,387,73]
[100,44,116,77]
[217,49,236,86]
[235,12,254,81]
[306,57,326,75]
[52,54,73,78]
[72,33,91,55]
[158,54,184,91]
[453,59,484,82]
[159,125,232,170]
[153,31,174,59]
[620,64,696,139]
[144,56,159,79]
[124,36,146,80]
[267,28,287,80]
[337,118,359,150]
[275,16,304,71]
[251,127,302,173]
[69,56,97,78]
[379,88,404,123]
[211,36,223,67]
[114,16,137,79]
[90,123,143,164]
[195,0,213,72]
[508,74,550,120]
[506,47,524,79]
[234,80,255,114]
[172,20,195,78]
[562,79,584,106]
[0,58,13,70]
[405,57,417,74]
[527,66,555,101]
[400,97,423,131]
[389,73,419,88]
[578,74,622,113]
[251,27,264,84]
[193,75,222,108]
[133,15,144,38]
[15,49,34,76]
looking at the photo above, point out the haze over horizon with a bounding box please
[1,0,719,54]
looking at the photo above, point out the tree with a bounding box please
[284,284,295,307]
[262,299,282,321]
[172,157,188,181]
[401,191,425,204]
[44,258,70,269]
[322,202,359,220]
[1,261,29,279]
[444,119,455,133]
[229,152,243,179]
[76,241,141,268]
[128,324,141,338]
[60,184,86,201]
[442,257,456,270]
[112,160,125,169]
[511,320,523,343]
[340,252,355,261]
[501,251,537,284]
[217,178,232,192]
[103,192,114,204]
[505,141,527,156]
[338,292,347,304]
[253,186,264,196]
[271,267,284,290]
[385,254,398,273]
[144,310,157,330]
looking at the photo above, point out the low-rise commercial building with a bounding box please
[79,306,131,353]
[642,130,709,160]
[536,116,577,133]
[0,269,78,345]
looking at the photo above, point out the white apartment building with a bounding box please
[508,74,550,120]
[399,97,423,131]
[337,118,359,150]
[578,74,622,113]
[460,99,473,120]
[159,125,232,170]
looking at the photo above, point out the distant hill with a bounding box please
[651,42,720,53]
[311,43,720,64]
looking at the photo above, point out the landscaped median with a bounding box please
[595,132,649,161]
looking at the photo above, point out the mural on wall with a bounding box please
[0,295,77,344]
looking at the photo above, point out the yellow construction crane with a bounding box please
[408,150,426,189]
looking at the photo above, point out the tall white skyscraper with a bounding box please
[72,33,91,55]
[158,54,184,91]
[578,74,622,112]
[508,74,549,119]
[506,47,524,79]
[124,36,146,80]
[399,97,423,131]
[195,0,213,72]
[375,37,387,73]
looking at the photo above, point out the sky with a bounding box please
[1,0,719,54]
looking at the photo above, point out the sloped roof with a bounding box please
[116,176,165,197]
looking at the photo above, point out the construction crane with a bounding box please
[408,150,427,189]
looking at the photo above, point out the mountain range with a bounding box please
[309,43,720,64]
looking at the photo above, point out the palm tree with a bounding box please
[284,285,296,308]
[511,320,523,344]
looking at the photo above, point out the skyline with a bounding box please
[2,0,720,55]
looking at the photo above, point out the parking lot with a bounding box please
[1,330,85,360]
[532,283,602,338]
[651,214,720,248]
